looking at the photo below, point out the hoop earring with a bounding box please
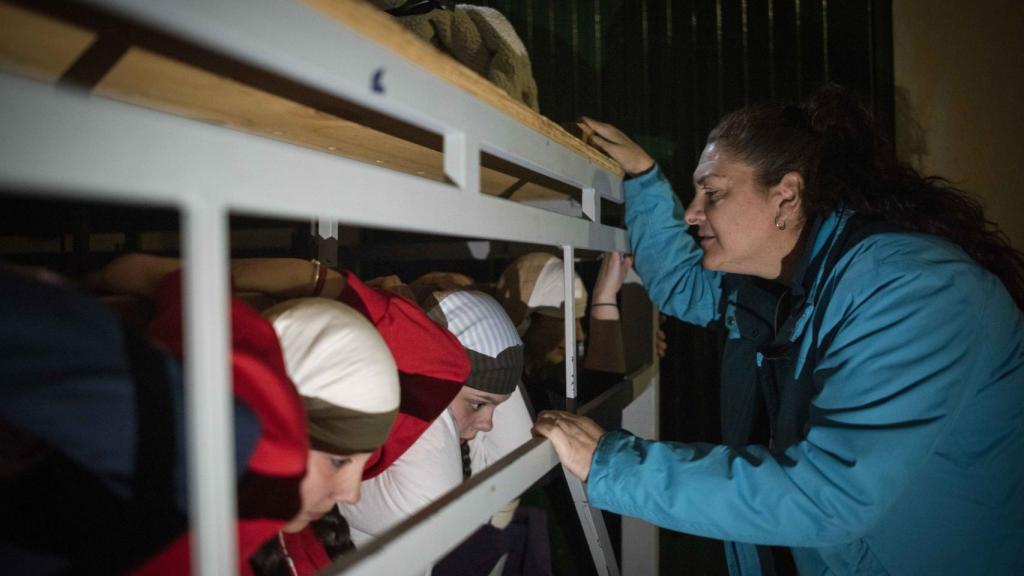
[774,209,786,231]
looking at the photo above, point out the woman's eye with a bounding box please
[705,189,722,203]
[470,402,483,412]
[330,457,351,468]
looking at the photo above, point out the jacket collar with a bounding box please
[790,208,852,302]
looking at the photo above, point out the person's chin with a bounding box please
[701,253,722,271]
[282,517,310,533]
[305,510,328,521]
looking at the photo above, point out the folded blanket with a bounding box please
[369,1,540,111]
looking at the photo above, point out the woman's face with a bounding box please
[449,386,511,441]
[687,142,800,279]
[283,449,373,533]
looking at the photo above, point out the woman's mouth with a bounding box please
[700,236,716,246]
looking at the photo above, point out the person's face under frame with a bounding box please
[283,449,374,533]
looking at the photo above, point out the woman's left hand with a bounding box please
[532,410,605,482]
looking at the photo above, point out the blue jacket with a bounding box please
[586,165,1024,575]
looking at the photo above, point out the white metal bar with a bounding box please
[565,469,622,576]
[326,437,562,576]
[182,198,236,576]
[0,75,628,253]
[74,0,623,203]
[521,197,584,218]
[621,373,660,576]
[562,245,577,400]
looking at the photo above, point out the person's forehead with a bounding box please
[464,388,511,403]
[693,144,752,185]
[693,143,725,184]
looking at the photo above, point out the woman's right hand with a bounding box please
[580,117,655,176]
[532,410,605,482]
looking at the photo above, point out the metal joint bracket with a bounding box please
[311,218,339,267]
[444,131,480,195]
[582,187,600,223]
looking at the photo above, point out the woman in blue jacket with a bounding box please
[534,85,1024,575]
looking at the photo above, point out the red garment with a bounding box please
[134,270,308,576]
[279,528,332,575]
[339,272,470,479]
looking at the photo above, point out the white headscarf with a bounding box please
[494,252,588,335]
[263,298,400,454]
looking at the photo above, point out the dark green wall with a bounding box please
[478,0,892,191]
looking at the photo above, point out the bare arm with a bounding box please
[582,253,631,373]
[230,257,346,299]
[85,253,182,298]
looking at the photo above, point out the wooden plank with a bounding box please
[0,2,95,81]
[96,47,449,182]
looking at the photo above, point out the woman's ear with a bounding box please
[770,171,804,220]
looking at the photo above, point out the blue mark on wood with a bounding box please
[371,68,385,93]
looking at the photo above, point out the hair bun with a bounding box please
[806,83,877,159]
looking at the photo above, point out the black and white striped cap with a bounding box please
[423,290,524,395]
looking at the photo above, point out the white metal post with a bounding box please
[182,198,236,576]
[621,375,660,575]
[618,296,662,575]
[565,470,622,576]
[562,244,577,400]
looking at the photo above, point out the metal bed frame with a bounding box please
[0,1,659,574]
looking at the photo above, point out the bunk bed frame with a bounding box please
[0,1,660,574]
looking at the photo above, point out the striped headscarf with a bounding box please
[263,298,400,455]
[421,290,523,395]
[494,252,588,336]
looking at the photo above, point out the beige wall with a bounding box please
[893,0,1024,249]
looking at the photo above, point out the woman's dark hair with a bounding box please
[248,509,354,576]
[707,83,1024,309]
[249,534,292,576]
[312,507,355,558]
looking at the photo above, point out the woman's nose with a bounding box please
[333,473,362,504]
[684,197,704,226]
[478,415,494,433]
